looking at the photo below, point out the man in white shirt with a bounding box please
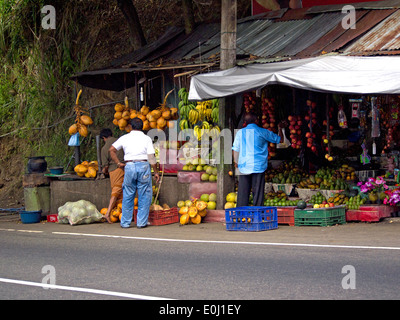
[109,118,160,228]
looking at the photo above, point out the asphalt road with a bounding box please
[1,218,400,306]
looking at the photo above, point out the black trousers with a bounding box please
[237,172,265,207]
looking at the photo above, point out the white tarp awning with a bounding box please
[188,55,400,100]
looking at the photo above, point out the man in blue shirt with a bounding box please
[232,112,284,207]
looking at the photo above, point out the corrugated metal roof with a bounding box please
[225,20,275,56]
[276,12,345,56]
[295,9,395,57]
[158,23,220,61]
[344,9,400,53]
[89,4,400,81]
[183,19,274,59]
[239,19,316,57]
[112,5,400,67]
[183,27,221,59]
[306,0,400,14]
[322,9,396,54]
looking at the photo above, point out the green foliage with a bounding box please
[0,0,90,168]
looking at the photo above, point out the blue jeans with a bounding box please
[120,162,152,228]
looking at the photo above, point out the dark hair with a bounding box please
[100,128,113,139]
[243,112,258,124]
[130,117,143,131]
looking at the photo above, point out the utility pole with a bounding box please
[217,0,237,209]
[220,0,237,70]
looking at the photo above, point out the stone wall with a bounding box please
[50,175,189,213]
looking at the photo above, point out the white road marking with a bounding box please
[52,231,400,251]
[0,277,174,300]
[3,228,400,251]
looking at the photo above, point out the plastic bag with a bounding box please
[371,97,380,138]
[68,133,80,147]
[277,128,290,149]
[338,105,348,129]
[58,200,103,226]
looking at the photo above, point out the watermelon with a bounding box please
[297,200,307,210]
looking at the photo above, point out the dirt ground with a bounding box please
[0,136,25,210]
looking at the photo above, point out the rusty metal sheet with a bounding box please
[296,10,369,57]
[344,9,400,53]
[306,0,400,14]
[323,9,397,53]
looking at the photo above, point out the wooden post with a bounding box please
[326,94,331,156]
[217,0,237,210]
[220,0,237,70]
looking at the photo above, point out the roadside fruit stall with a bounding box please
[34,55,400,231]
[42,82,400,230]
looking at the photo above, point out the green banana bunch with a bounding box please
[211,107,219,124]
[178,88,188,103]
[211,99,219,109]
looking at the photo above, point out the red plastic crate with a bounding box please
[346,205,396,222]
[46,214,58,223]
[134,207,179,226]
[277,207,295,226]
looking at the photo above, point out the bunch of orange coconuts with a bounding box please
[68,90,93,138]
[114,91,178,132]
[74,160,98,178]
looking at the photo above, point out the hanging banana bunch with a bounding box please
[194,125,204,141]
[178,87,197,130]
[68,89,93,138]
[211,99,220,124]
[209,125,221,139]
[201,121,210,130]
[188,109,201,125]
[211,107,219,124]
[195,99,219,124]
[179,119,189,131]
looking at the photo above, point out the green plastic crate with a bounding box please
[294,206,346,227]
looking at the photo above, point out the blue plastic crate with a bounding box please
[225,206,278,231]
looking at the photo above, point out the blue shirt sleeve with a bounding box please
[232,130,241,152]
[262,128,281,144]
